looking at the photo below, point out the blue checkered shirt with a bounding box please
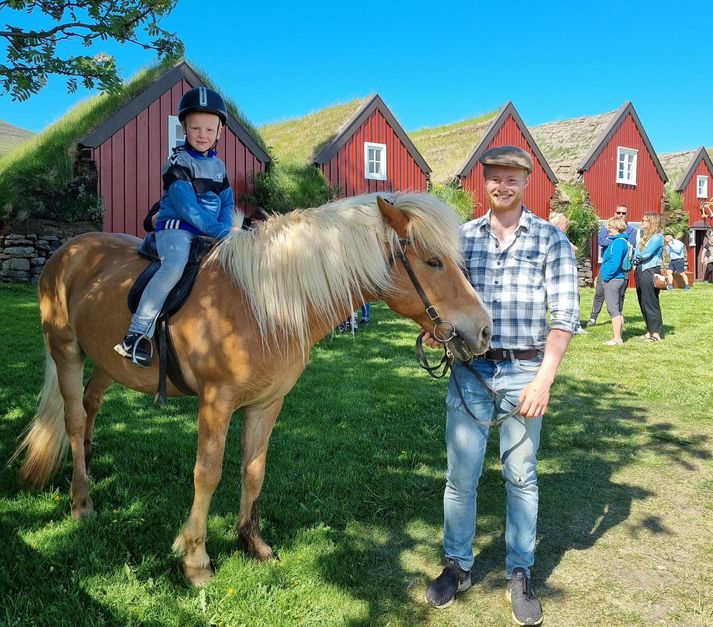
[461,208,579,351]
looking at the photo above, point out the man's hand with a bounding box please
[518,375,553,418]
[420,330,443,349]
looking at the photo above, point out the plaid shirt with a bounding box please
[461,208,579,350]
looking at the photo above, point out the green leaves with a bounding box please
[0,0,184,100]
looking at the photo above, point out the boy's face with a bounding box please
[183,112,222,152]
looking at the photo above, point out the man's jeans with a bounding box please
[129,228,194,337]
[443,357,543,579]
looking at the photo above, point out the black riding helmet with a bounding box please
[178,87,228,126]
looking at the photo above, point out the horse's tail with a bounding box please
[9,349,68,488]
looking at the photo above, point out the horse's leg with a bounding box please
[82,367,113,474]
[238,398,284,561]
[173,387,235,586]
[47,335,94,520]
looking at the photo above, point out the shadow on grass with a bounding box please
[1,303,710,625]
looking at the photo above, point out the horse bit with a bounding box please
[393,236,522,427]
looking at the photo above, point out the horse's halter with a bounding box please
[393,237,522,427]
[392,237,474,367]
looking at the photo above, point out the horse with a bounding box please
[11,193,492,586]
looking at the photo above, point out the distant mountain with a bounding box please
[0,120,34,159]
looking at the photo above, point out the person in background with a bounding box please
[703,238,713,283]
[360,302,371,326]
[423,146,579,627]
[664,234,690,290]
[599,216,629,345]
[549,212,584,335]
[585,205,636,327]
[633,212,665,342]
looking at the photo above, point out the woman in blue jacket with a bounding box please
[633,212,665,341]
[600,216,629,345]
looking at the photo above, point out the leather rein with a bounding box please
[394,238,522,427]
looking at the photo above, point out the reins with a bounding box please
[394,237,522,427]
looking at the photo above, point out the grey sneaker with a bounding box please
[425,558,471,609]
[506,568,543,626]
[584,318,597,328]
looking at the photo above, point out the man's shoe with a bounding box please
[114,333,153,368]
[584,318,597,328]
[506,568,543,626]
[425,558,471,609]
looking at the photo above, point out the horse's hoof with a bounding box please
[71,498,95,520]
[183,561,215,587]
[252,542,276,562]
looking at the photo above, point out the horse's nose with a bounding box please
[481,323,492,345]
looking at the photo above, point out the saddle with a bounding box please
[128,233,216,403]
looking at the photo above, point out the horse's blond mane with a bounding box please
[212,192,463,354]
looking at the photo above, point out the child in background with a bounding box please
[115,86,239,367]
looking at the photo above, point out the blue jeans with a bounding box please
[361,302,371,322]
[128,228,194,337]
[443,357,543,578]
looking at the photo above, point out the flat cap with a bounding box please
[479,145,534,173]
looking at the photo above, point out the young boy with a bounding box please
[115,86,239,367]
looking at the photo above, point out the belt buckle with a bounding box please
[506,349,515,360]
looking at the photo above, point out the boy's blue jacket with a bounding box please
[156,145,234,239]
[601,233,628,281]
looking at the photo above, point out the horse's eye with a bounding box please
[426,257,443,269]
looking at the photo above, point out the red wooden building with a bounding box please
[456,102,557,218]
[79,61,271,237]
[670,147,713,280]
[533,102,667,281]
[261,94,430,197]
[576,102,667,224]
[314,95,430,196]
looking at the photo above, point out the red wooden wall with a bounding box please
[458,114,556,219]
[93,78,267,237]
[319,109,428,197]
[680,158,713,278]
[582,113,665,223]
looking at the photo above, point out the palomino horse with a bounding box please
[12,193,492,585]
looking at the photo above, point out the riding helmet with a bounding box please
[178,86,228,125]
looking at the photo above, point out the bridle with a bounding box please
[393,237,522,427]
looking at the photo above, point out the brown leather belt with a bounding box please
[479,348,541,361]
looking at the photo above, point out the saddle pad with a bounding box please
[128,235,215,315]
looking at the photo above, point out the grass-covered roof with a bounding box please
[529,110,618,182]
[409,110,501,184]
[260,97,372,165]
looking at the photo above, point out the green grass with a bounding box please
[1,283,712,625]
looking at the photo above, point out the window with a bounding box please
[364,142,387,180]
[616,147,638,185]
[697,175,709,199]
[168,115,185,156]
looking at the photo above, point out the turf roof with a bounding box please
[260,96,372,165]
[529,110,618,183]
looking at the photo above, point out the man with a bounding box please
[423,146,579,626]
[585,205,637,327]
[664,234,690,289]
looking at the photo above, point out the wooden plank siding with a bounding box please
[319,108,429,196]
[582,113,665,223]
[82,63,269,237]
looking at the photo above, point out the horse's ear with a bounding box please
[377,195,409,238]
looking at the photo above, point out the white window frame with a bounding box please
[697,175,709,199]
[168,115,185,157]
[616,146,638,185]
[364,142,387,181]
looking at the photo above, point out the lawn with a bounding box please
[1,282,712,626]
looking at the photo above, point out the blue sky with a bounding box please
[2,0,712,154]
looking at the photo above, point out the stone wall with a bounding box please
[1,219,97,283]
[577,257,593,287]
